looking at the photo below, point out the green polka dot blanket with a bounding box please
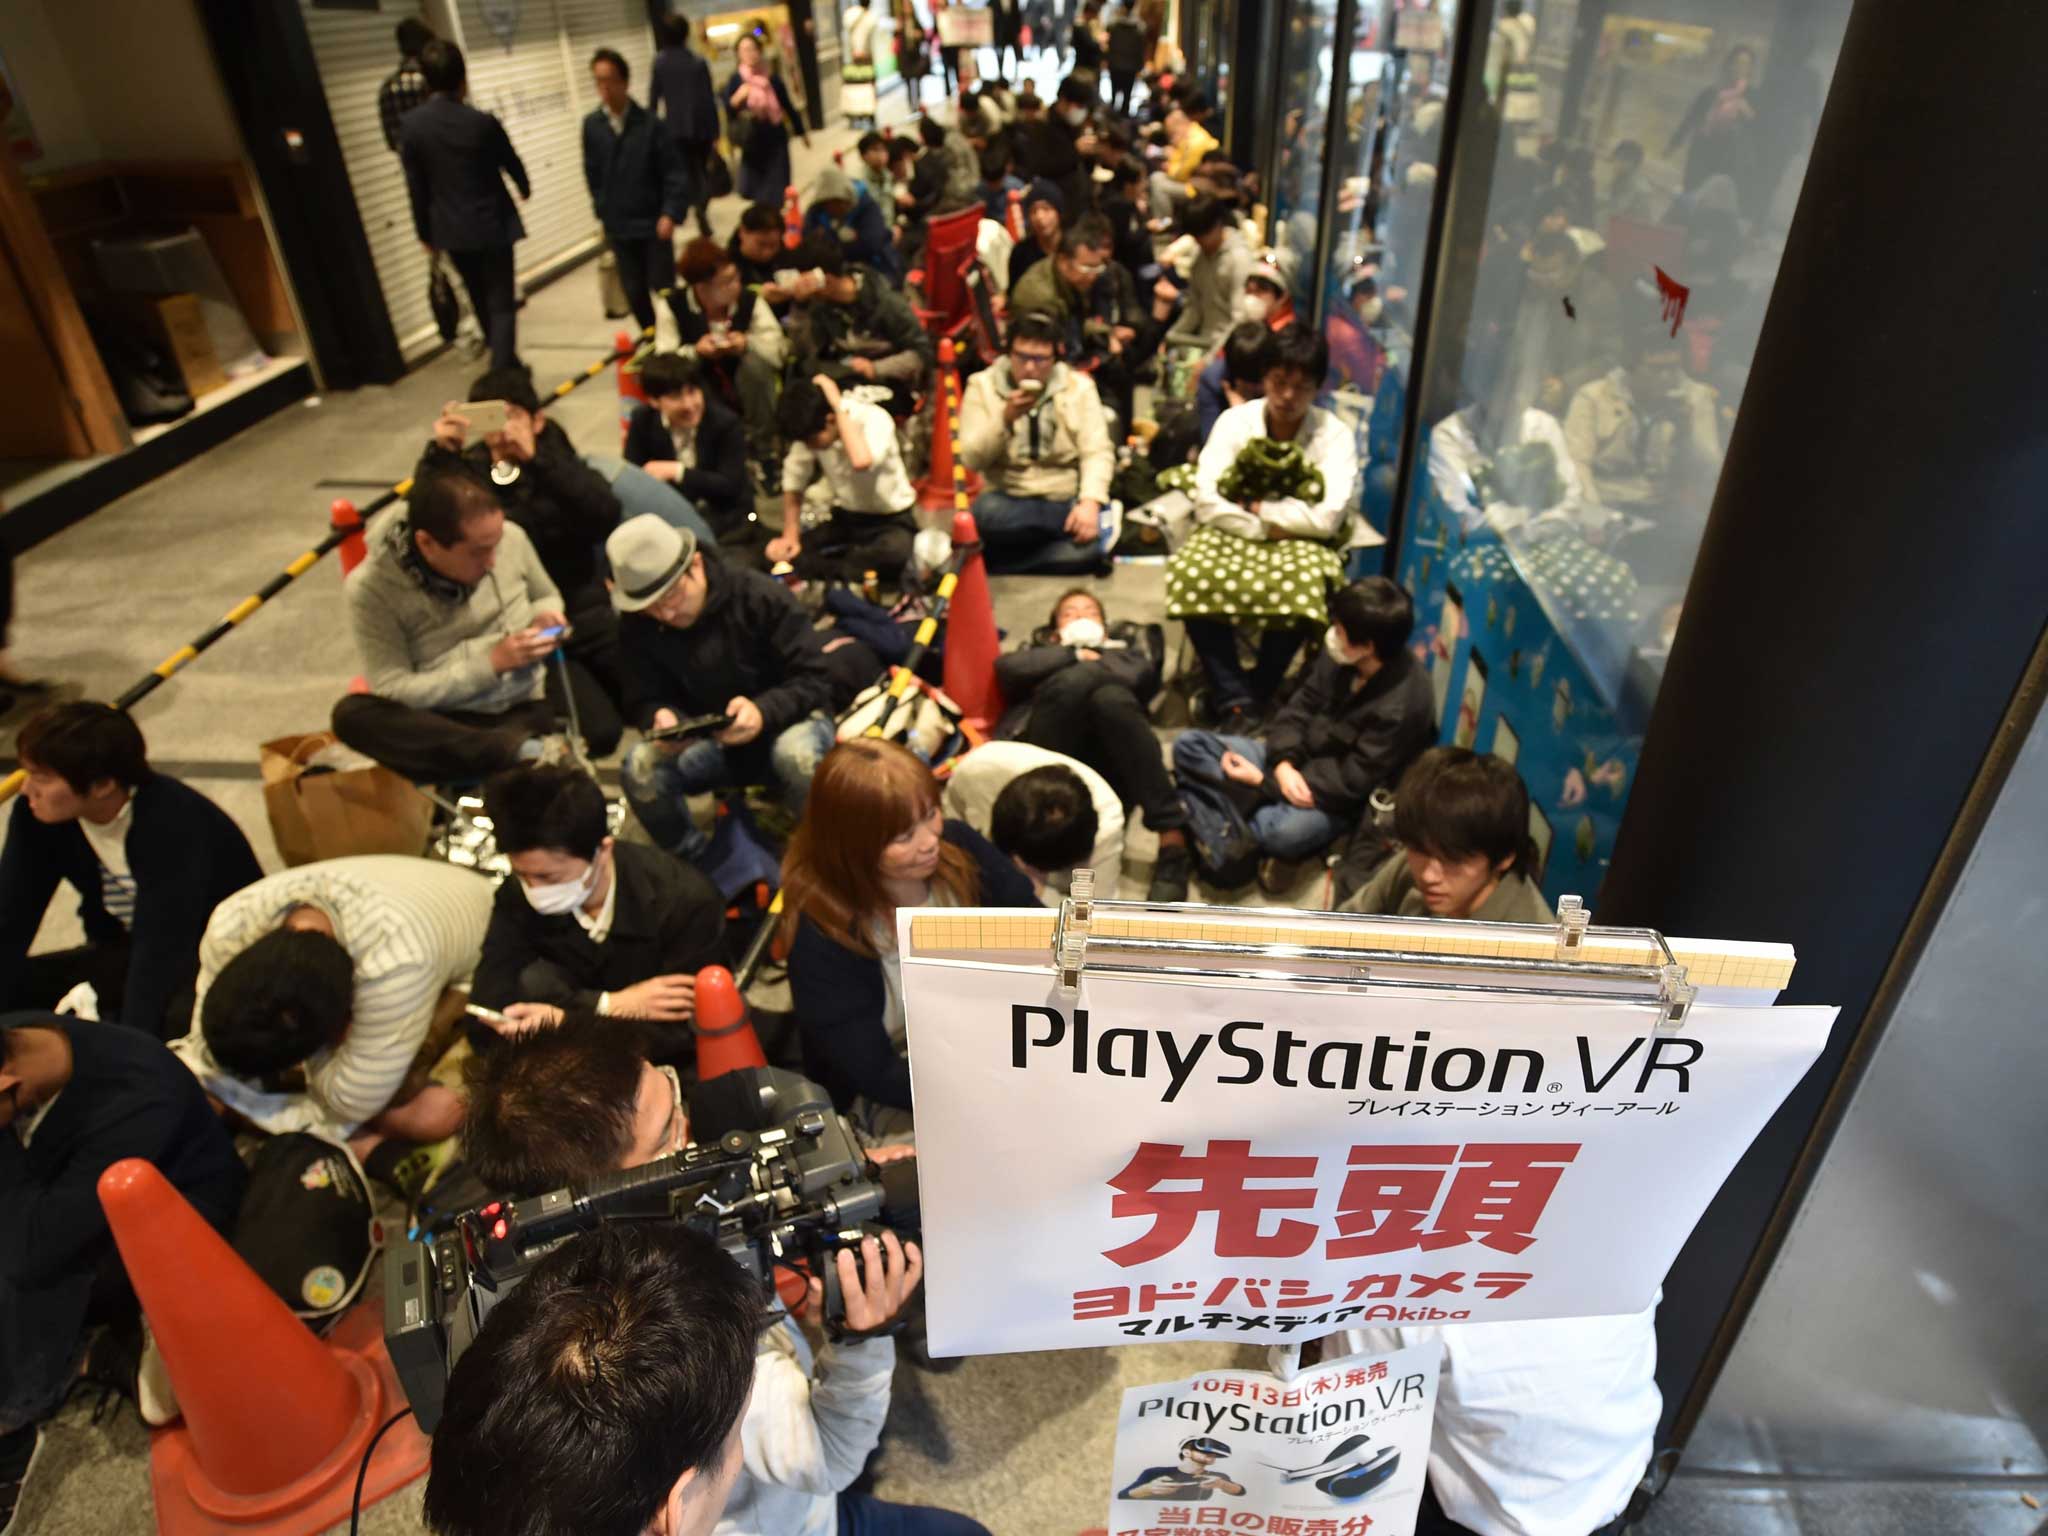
[1165,524,1346,627]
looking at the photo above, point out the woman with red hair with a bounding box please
[781,739,1036,1128]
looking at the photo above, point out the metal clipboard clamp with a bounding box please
[1049,882,1697,1033]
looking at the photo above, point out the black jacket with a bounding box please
[1011,117,1088,214]
[0,777,261,1035]
[583,100,690,240]
[652,44,720,146]
[400,93,529,251]
[993,620,1162,738]
[620,553,838,764]
[723,72,799,165]
[0,1014,245,1413]
[418,422,619,598]
[1264,649,1437,822]
[790,269,933,387]
[1106,17,1148,71]
[786,821,1038,1113]
[622,398,751,531]
[471,842,726,1069]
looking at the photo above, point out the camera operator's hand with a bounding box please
[498,1002,565,1034]
[812,1231,923,1339]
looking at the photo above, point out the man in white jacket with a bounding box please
[457,1021,993,1536]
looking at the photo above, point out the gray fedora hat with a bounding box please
[607,514,698,613]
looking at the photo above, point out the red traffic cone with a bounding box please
[783,185,803,249]
[329,499,367,579]
[942,509,1006,728]
[695,964,768,1081]
[1006,184,1025,242]
[616,328,648,445]
[917,338,967,511]
[97,1158,430,1536]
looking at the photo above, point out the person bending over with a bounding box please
[450,1026,989,1536]
[958,311,1115,576]
[770,374,918,585]
[622,351,752,538]
[1159,577,1434,898]
[334,471,579,783]
[945,751,1121,901]
[0,704,259,1038]
[611,516,840,862]
[781,740,1037,1131]
[471,765,725,1066]
[1165,323,1361,730]
[801,164,903,283]
[783,233,932,417]
[1341,747,1553,923]
[171,856,492,1151]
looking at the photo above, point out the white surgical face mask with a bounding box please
[1325,625,1369,667]
[1059,616,1107,648]
[1241,293,1273,322]
[522,856,599,916]
[1061,104,1088,127]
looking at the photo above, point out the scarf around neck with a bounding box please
[737,65,783,124]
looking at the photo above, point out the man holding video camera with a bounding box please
[445,1021,989,1536]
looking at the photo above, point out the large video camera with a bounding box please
[384,1070,885,1432]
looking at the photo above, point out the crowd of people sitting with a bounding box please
[0,15,1669,1536]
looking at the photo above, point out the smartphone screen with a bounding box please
[535,624,565,640]
[463,399,513,441]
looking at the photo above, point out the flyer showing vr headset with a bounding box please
[1108,1345,1440,1536]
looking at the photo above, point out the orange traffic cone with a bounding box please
[942,509,1006,727]
[1006,184,1025,242]
[97,1158,430,1536]
[616,328,648,444]
[783,185,803,249]
[695,964,768,1081]
[917,338,982,510]
[330,498,367,579]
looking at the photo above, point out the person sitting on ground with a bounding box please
[769,374,918,585]
[783,233,932,417]
[801,164,902,283]
[0,704,260,1039]
[1009,211,1159,433]
[888,133,945,260]
[1159,576,1432,898]
[1340,747,1553,922]
[621,350,751,539]
[728,201,799,319]
[1166,324,1361,730]
[670,236,790,490]
[419,371,626,755]
[957,311,1116,577]
[333,471,582,784]
[928,114,983,210]
[1196,319,1277,439]
[993,587,1188,881]
[1007,178,1065,290]
[171,856,493,1155]
[471,765,725,1065]
[1148,97,1221,222]
[1158,194,1255,358]
[1101,153,1155,277]
[943,750,1122,902]
[1012,75,1094,213]
[856,128,897,210]
[610,516,841,863]
[781,740,1038,1131]
[443,1038,980,1536]
[979,141,1027,228]
[0,1012,246,1504]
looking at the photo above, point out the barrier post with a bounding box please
[1006,184,1025,242]
[328,499,367,578]
[783,186,803,249]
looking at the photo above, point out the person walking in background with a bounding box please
[584,48,690,336]
[402,39,529,368]
[725,33,807,205]
[377,17,433,154]
[652,17,722,237]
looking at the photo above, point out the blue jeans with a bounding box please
[622,714,836,858]
[1172,732,1342,864]
[971,488,1105,576]
[1183,617,1315,714]
[584,454,718,549]
[837,1491,991,1536]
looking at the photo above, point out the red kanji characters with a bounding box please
[1475,1271,1534,1299]
[1105,1141,1321,1268]
[1426,1143,1579,1254]
[1325,1145,1456,1258]
[1367,1360,1387,1382]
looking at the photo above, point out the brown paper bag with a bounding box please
[259,732,434,866]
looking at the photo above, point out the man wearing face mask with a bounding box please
[957,312,1117,575]
[470,765,725,1068]
[1013,75,1096,213]
[1158,578,1435,898]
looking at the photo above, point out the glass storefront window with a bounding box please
[1268,0,1343,313]
[1391,0,1853,905]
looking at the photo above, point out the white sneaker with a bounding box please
[138,1325,180,1428]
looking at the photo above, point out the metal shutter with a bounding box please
[299,0,443,361]
[557,0,657,114]
[449,0,600,285]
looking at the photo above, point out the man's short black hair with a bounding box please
[484,765,609,861]
[917,116,948,149]
[1527,229,1579,268]
[1393,747,1534,877]
[461,1013,643,1194]
[423,1224,768,1536]
[396,18,433,57]
[738,202,783,234]
[1328,575,1415,664]
[409,470,500,548]
[469,366,541,415]
[1181,194,1229,239]
[1065,212,1113,255]
[776,375,832,442]
[887,135,919,163]
[590,46,629,82]
[420,38,466,93]
[794,231,846,277]
[991,765,1098,873]
[1222,321,1276,387]
[1266,321,1329,383]
[858,129,887,156]
[1007,310,1062,351]
[1056,74,1094,107]
[201,929,355,1079]
[1181,89,1213,117]
[1111,154,1145,189]
[638,351,703,400]
[17,702,148,795]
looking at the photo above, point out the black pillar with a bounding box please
[1595,0,2048,1449]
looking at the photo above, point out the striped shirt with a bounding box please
[77,796,137,931]
[173,856,493,1140]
